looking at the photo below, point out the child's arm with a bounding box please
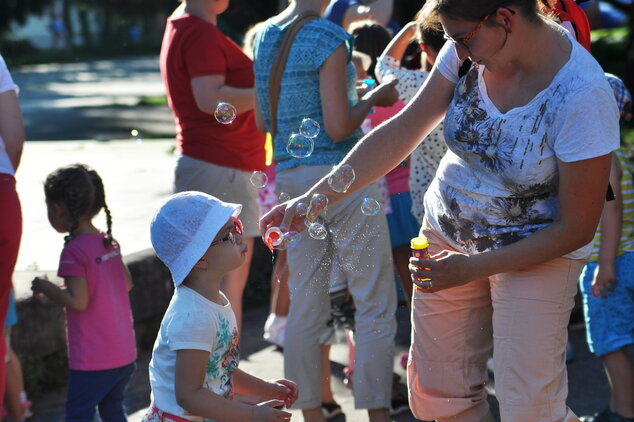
[593,153,623,299]
[31,276,89,311]
[232,368,298,408]
[379,22,417,68]
[174,349,292,422]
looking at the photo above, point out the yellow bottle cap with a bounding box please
[411,236,429,250]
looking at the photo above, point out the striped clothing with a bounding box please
[590,148,634,261]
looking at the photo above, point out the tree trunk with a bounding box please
[78,5,92,47]
[626,2,634,92]
[100,3,112,45]
[62,0,75,48]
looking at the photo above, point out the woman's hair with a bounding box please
[418,0,541,31]
[415,8,447,53]
[348,19,393,80]
[44,163,114,248]
[242,20,268,59]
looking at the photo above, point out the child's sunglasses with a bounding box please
[210,217,243,246]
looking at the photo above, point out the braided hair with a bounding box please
[86,167,114,249]
[44,164,114,248]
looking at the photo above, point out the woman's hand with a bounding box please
[364,78,399,108]
[259,195,310,237]
[408,250,476,292]
[266,379,298,408]
[591,263,617,298]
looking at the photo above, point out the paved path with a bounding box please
[12,56,175,141]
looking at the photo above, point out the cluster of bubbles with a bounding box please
[225,107,382,242]
[214,102,237,125]
[278,192,291,203]
[286,118,320,159]
[305,193,328,226]
[248,118,322,190]
[304,194,329,240]
[307,221,327,240]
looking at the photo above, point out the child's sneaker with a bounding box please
[321,402,343,420]
[263,313,286,348]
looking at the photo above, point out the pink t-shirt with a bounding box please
[367,101,410,195]
[58,233,137,370]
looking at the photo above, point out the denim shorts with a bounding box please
[386,192,421,248]
[579,252,634,356]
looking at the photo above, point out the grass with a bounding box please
[138,95,167,106]
[623,127,634,147]
[591,26,630,79]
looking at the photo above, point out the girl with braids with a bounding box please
[31,163,137,422]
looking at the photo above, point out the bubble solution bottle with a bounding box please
[411,236,431,290]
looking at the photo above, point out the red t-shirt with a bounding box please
[160,15,265,171]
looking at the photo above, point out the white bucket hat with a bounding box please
[150,191,241,287]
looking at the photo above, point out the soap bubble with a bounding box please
[278,192,291,203]
[308,222,327,240]
[306,193,328,224]
[130,129,143,144]
[296,201,308,217]
[299,118,320,139]
[287,133,314,158]
[250,171,268,189]
[328,164,355,193]
[361,197,380,216]
[214,102,237,124]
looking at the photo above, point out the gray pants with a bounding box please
[276,165,397,410]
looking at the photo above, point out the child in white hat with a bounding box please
[144,191,298,422]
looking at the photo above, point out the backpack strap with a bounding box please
[268,11,320,139]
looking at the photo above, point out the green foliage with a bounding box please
[622,127,634,147]
[138,95,168,106]
[591,26,630,79]
[0,0,50,37]
[21,349,69,399]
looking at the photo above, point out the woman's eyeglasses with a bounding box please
[210,217,243,246]
[443,14,491,49]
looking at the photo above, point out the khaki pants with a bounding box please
[408,220,585,422]
[276,165,397,410]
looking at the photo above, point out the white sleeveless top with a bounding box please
[0,54,18,176]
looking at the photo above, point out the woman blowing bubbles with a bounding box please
[261,0,620,421]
